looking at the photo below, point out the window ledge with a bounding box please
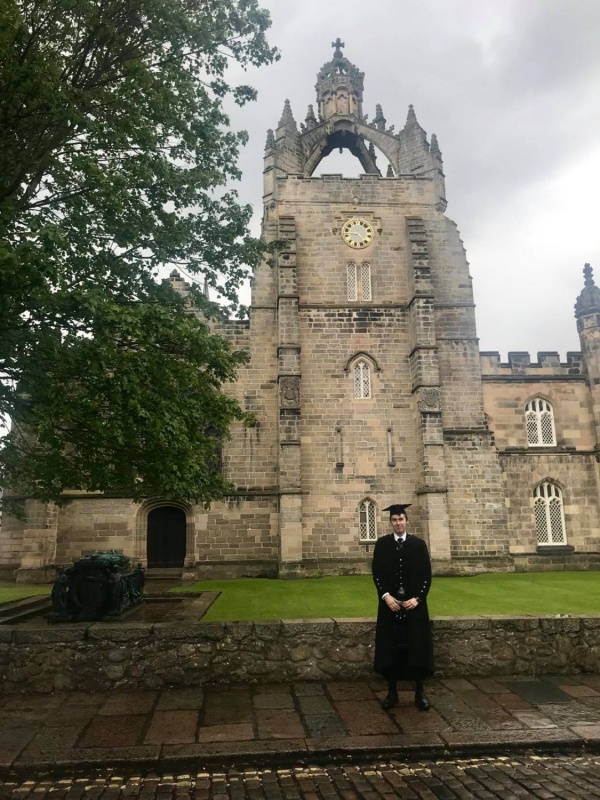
[535,545,575,555]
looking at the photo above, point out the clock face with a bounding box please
[342,218,374,249]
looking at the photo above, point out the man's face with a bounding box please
[390,513,407,535]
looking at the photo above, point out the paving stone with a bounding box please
[333,700,399,736]
[578,674,600,689]
[252,693,295,710]
[325,682,376,702]
[511,710,559,729]
[454,689,504,711]
[77,715,147,748]
[301,715,345,737]
[21,726,86,757]
[569,724,600,742]
[144,712,198,745]
[201,691,253,725]
[493,692,535,711]
[560,684,600,698]
[502,679,574,704]
[390,705,449,734]
[537,701,600,725]
[295,695,336,715]
[155,689,205,711]
[98,692,158,716]
[468,678,511,694]
[292,683,326,697]
[440,678,478,692]
[0,725,39,769]
[43,706,98,727]
[255,710,305,740]
[196,724,255,743]
[476,709,524,731]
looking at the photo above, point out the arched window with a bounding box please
[534,482,567,545]
[347,262,371,301]
[525,398,556,446]
[354,360,371,399]
[359,499,377,542]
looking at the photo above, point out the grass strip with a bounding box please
[174,571,600,621]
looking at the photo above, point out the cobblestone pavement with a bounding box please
[1,754,600,799]
[2,675,600,774]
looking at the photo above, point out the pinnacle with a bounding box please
[575,263,600,318]
[278,98,297,129]
[265,128,275,149]
[406,104,418,125]
[430,133,441,155]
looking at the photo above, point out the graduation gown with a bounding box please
[372,532,434,678]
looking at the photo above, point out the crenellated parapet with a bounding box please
[480,351,584,379]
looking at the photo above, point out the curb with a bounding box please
[2,731,599,780]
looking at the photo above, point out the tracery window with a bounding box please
[353,360,371,399]
[534,482,567,545]
[347,262,371,301]
[359,499,377,543]
[525,398,556,446]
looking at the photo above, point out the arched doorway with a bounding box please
[146,506,186,568]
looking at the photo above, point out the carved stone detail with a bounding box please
[419,388,440,412]
[280,377,300,408]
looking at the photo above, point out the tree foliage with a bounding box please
[0,0,278,508]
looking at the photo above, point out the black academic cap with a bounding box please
[383,504,412,517]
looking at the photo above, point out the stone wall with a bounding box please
[1,616,599,694]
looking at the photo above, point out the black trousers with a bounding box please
[383,620,426,682]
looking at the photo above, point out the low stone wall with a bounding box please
[1,616,599,694]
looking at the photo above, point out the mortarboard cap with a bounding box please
[383,504,411,517]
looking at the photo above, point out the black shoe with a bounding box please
[381,691,399,710]
[415,690,430,711]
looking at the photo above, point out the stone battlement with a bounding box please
[481,351,584,378]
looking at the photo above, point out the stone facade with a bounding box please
[2,43,600,580]
[1,616,599,693]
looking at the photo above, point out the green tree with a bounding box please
[0,0,278,509]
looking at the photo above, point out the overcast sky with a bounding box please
[225,0,600,360]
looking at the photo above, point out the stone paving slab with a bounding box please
[1,674,600,776]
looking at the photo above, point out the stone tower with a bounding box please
[575,264,600,449]
[256,41,510,571]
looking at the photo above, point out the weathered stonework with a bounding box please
[2,44,600,580]
[0,616,599,694]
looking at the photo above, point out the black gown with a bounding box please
[372,532,434,680]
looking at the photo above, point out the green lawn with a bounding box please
[175,572,600,621]
[2,572,598,620]
[0,585,51,605]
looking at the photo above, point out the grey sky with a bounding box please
[226,0,600,359]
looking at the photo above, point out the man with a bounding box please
[372,503,434,711]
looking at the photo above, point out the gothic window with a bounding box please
[534,482,567,546]
[353,360,371,399]
[347,262,371,301]
[525,398,556,446]
[359,499,377,542]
